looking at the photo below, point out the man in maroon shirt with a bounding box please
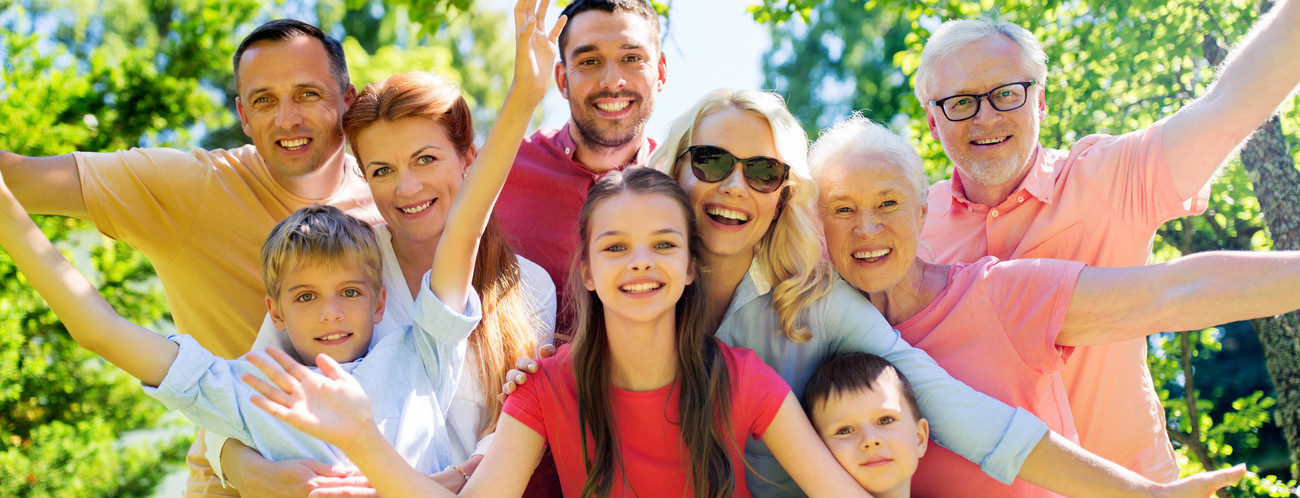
[496,0,666,335]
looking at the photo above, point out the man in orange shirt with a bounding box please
[915,1,1300,482]
[0,20,379,498]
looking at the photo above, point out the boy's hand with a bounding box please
[236,458,372,498]
[243,347,374,452]
[497,344,555,403]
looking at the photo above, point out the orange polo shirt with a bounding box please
[919,120,1210,482]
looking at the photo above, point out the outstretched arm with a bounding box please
[1058,250,1300,346]
[1162,0,1300,199]
[0,150,88,219]
[0,169,176,385]
[428,0,566,310]
[1019,432,1244,497]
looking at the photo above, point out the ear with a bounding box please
[266,295,287,330]
[373,285,387,324]
[916,417,930,457]
[236,96,253,139]
[919,201,929,230]
[462,145,478,176]
[654,52,667,92]
[685,260,697,287]
[555,60,570,100]
[924,107,940,140]
[344,84,358,108]
[581,261,595,291]
[1035,86,1047,120]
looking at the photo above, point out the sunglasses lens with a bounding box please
[743,159,786,193]
[689,146,735,182]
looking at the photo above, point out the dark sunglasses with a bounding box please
[677,145,790,194]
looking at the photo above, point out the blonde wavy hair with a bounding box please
[648,88,832,343]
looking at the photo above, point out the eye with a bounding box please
[622,54,643,63]
[253,96,271,104]
[369,166,393,179]
[653,240,677,250]
[299,90,321,101]
[834,426,855,436]
[577,58,599,67]
[603,243,626,253]
[880,200,898,208]
[295,292,315,303]
[876,415,896,425]
[416,155,436,165]
[834,206,853,214]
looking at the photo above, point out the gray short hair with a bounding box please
[808,114,929,204]
[914,15,1047,104]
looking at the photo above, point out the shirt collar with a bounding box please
[552,121,656,169]
[944,143,1053,210]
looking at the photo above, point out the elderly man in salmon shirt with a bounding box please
[913,0,1300,482]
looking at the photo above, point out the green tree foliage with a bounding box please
[754,0,1300,492]
[1,0,512,495]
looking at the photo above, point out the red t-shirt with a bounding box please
[503,342,790,497]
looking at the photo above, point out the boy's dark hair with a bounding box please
[557,0,661,62]
[232,19,350,93]
[803,352,922,421]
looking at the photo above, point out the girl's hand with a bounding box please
[510,0,566,104]
[243,347,374,452]
[1155,464,1245,498]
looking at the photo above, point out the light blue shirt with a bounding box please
[145,273,481,475]
[714,265,1048,497]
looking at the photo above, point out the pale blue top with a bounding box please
[714,265,1049,497]
[145,273,480,475]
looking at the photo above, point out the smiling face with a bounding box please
[924,35,1045,190]
[812,373,929,498]
[267,258,385,364]
[676,107,785,266]
[235,36,355,183]
[556,9,666,151]
[582,191,693,328]
[817,155,926,295]
[352,116,472,248]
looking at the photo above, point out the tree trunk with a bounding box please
[1237,115,1300,479]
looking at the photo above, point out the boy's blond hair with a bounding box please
[260,204,382,299]
[803,352,922,421]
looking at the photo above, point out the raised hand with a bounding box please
[243,347,374,452]
[511,0,566,104]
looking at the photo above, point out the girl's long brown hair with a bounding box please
[342,71,537,436]
[567,167,739,498]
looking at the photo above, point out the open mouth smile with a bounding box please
[278,137,311,150]
[853,248,891,262]
[706,206,750,226]
[399,199,435,215]
[620,282,663,294]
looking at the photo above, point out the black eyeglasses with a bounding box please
[928,80,1036,122]
[677,145,790,193]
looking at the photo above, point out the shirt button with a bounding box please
[991,209,999,218]
[1017,196,1025,203]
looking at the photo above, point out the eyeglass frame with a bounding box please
[927,80,1037,122]
[676,144,791,194]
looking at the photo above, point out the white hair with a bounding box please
[809,114,929,204]
[914,15,1048,104]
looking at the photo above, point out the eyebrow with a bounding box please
[286,280,369,293]
[594,227,684,239]
[365,145,446,169]
[569,41,647,60]
[244,82,326,98]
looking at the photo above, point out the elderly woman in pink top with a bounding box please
[808,115,1300,498]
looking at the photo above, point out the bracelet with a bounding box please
[445,464,469,481]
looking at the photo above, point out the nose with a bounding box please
[852,212,883,237]
[859,427,884,449]
[395,169,422,198]
[969,95,1003,125]
[276,100,304,129]
[598,63,627,90]
[319,295,343,323]
[717,163,748,197]
[628,245,655,272]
